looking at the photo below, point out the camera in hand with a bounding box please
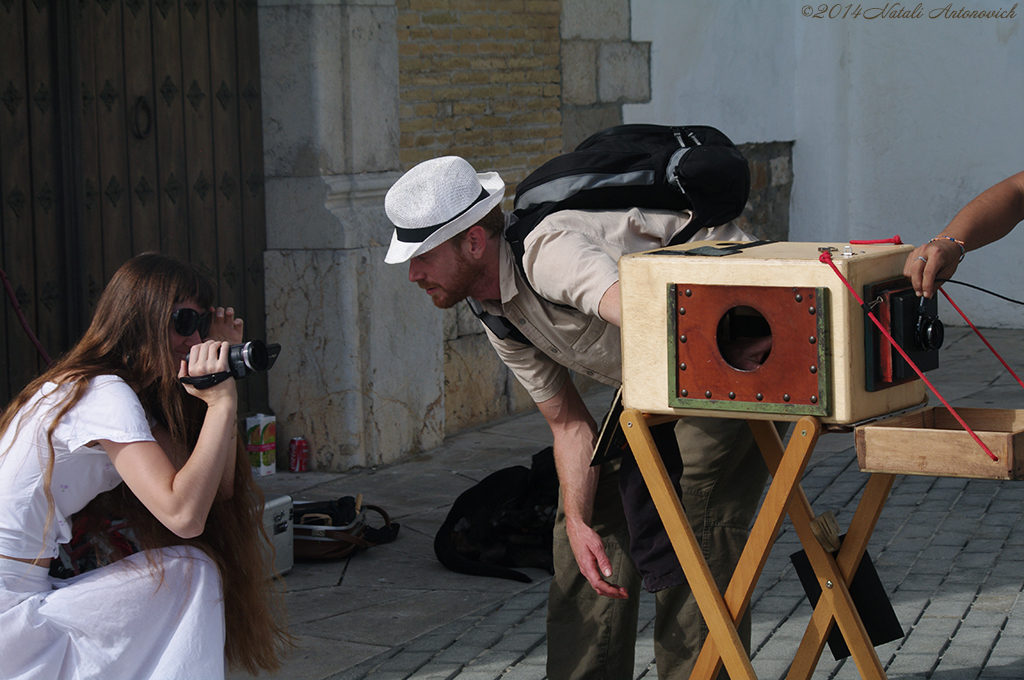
[889,291,942,379]
[227,340,281,379]
[180,340,282,389]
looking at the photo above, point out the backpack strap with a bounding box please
[467,297,533,346]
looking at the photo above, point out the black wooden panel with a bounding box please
[123,0,161,254]
[25,0,68,365]
[152,0,190,262]
[92,0,133,279]
[73,0,107,323]
[236,0,268,412]
[180,0,219,279]
[0,0,270,414]
[1,0,42,400]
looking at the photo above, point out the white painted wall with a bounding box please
[628,1,1024,328]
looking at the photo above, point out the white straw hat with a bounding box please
[384,156,505,264]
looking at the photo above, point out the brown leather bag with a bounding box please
[293,494,400,560]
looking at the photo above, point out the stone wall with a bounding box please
[256,0,795,470]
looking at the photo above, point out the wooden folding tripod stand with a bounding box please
[619,410,896,680]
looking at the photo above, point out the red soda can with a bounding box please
[288,436,309,472]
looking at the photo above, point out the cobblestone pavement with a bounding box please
[235,326,1024,680]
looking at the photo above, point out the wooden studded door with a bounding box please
[0,0,268,413]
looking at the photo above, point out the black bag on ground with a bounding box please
[433,447,559,583]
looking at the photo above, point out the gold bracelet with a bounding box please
[929,236,966,262]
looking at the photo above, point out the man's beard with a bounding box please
[421,248,478,309]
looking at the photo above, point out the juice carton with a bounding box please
[245,413,277,477]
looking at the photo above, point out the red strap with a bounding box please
[818,250,998,461]
[849,235,903,245]
[940,288,1024,391]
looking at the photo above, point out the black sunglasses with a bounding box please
[171,308,213,339]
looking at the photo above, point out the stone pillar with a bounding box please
[560,0,651,149]
[260,0,442,470]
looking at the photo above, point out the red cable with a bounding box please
[940,288,1024,391]
[0,268,52,367]
[818,250,998,461]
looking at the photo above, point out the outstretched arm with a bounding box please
[905,171,1024,298]
[537,379,629,599]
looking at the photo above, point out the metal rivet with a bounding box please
[679,308,686,315]
[680,335,687,343]
[705,391,712,399]
[809,336,817,344]
[728,392,736,400]
[826,580,834,589]
[809,306,816,315]
[756,393,763,401]
[795,294,803,302]
[679,363,687,371]
[810,365,817,374]
[811,396,818,404]
[627,421,633,428]
[681,389,688,397]
[685,289,692,297]
[783,394,791,402]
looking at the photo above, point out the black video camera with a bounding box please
[180,340,281,389]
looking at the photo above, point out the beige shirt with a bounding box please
[478,208,751,403]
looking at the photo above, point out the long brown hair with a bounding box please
[0,252,290,673]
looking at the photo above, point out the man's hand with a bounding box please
[538,380,630,599]
[566,515,629,599]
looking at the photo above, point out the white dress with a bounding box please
[0,376,225,680]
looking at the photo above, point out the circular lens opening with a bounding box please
[716,306,773,371]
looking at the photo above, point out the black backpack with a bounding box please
[472,123,750,344]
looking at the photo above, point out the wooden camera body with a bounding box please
[618,240,930,425]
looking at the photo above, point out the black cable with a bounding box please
[938,279,1024,307]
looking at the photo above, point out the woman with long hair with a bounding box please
[0,252,289,678]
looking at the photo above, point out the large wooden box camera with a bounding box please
[619,241,933,425]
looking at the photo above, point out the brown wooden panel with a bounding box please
[25,0,68,363]
[209,0,243,305]
[235,0,268,411]
[92,0,133,278]
[1,0,42,398]
[73,0,107,322]
[180,0,219,278]
[209,0,251,408]
[151,0,190,262]
[123,0,161,254]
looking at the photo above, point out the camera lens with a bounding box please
[228,341,269,377]
[916,316,944,351]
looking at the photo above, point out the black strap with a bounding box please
[179,372,233,389]
[666,219,706,247]
[466,297,533,346]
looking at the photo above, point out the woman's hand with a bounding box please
[179,340,237,405]
[208,306,244,344]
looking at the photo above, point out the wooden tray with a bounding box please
[855,407,1024,480]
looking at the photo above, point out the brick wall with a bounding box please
[395,1,794,436]
[395,0,562,190]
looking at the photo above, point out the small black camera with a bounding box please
[227,340,281,379]
[179,340,281,389]
[227,342,280,378]
[890,291,942,379]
